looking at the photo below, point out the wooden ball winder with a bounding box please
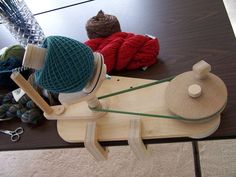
[11,44,227,160]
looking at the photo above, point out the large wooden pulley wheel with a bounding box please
[165,60,227,121]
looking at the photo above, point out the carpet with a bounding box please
[0,140,236,177]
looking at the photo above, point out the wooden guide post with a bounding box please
[10,72,53,114]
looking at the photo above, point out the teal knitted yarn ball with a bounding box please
[35,36,94,93]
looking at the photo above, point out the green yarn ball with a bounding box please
[2,92,13,104]
[0,91,44,124]
[0,104,12,119]
[0,45,25,61]
[6,104,22,118]
[16,107,27,119]
[26,100,37,109]
[18,94,30,105]
[0,94,4,104]
[21,108,43,124]
[34,36,95,93]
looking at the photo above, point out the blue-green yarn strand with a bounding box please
[34,36,94,93]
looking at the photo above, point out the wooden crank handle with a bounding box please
[188,60,212,98]
[192,60,211,79]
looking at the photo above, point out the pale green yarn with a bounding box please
[0,45,25,61]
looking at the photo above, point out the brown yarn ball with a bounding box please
[86,10,121,39]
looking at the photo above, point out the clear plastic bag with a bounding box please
[0,0,45,46]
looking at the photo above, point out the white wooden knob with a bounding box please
[188,84,202,98]
[23,44,46,70]
[192,60,211,79]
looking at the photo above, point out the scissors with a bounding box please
[0,127,24,142]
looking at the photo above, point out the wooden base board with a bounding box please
[57,76,221,143]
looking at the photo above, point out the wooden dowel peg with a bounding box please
[128,118,150,160]
[188,84,202,98]
[11,72,53,114]
[84,121,108,161]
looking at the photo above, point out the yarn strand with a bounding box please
[89,75,183,120]
[90,107,182,120]
[98,76,175,99]
[0,66,29,74]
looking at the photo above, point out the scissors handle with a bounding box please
[0,127,24,142]
[14,127,24,135]
[11,133,20,142]
[10,127,24,142]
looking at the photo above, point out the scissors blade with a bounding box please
[0,129,12,135]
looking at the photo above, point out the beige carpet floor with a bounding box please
[0,140,235,177]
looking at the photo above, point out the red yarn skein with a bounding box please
[85,32,159,73]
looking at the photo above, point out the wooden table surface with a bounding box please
[0,0,236,151]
